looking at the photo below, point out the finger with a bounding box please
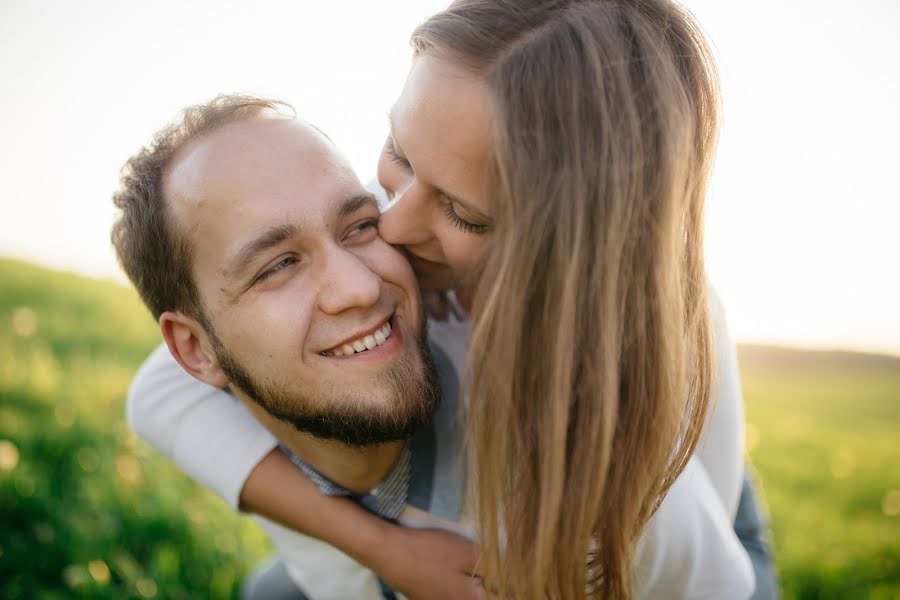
[474,577,500,598]
[470,580,487,600]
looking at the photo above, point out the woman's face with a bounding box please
[377,53,495,293]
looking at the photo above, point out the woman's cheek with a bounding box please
[446,233,490,281]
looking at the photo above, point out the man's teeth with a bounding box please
[329,321,392,356]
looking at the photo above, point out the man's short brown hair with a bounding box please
[111,94,292,321]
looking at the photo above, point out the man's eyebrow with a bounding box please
[225,193,376,281]
[226,223,298,279]
[338,192,378,218]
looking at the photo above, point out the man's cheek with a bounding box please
[362,241,413,280]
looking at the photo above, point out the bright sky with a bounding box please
[1,0,898,356]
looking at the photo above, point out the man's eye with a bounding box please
[346,218,379,239]
[255,256,297,284]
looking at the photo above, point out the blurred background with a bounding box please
[1,0,897,598]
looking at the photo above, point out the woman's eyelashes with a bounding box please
[385,141,411,170]
[383,136,488,235]
[443,203,489,234]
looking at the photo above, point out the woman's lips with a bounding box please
[404,251,446,274]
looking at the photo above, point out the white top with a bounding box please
[126,290,753,599]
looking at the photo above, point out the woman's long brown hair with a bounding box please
[412,1,720,598]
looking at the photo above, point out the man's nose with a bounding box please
[316,246,382,315]
[378,178,434,247]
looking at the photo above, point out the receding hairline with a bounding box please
[159,111,358,311]
[161,114,329,237]
[156,111,309,315]
[163,112,306,188]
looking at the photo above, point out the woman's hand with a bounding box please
[241,449,485,598]
[374,525,485,600]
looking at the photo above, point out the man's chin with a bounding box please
[213,324,440,447]
[282,409,426,447]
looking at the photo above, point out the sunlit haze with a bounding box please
[1,0,898,356]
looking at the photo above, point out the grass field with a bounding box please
[740,346,900,598]
[2,257,899,598]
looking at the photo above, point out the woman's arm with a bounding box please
[696,287,746,520]
[127,343,278,507]
[127,343,483,600]
[634,457,755,599]
[244,450,484,600]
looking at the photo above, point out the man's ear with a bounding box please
[159,310,230,388]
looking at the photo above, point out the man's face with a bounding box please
[165,117,437,445]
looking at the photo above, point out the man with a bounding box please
[115,95,496,599]
[114,95,755,599]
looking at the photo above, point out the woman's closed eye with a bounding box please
[384,140,411,170]
[443,203,490,234]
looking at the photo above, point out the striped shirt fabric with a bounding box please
[282,444,412,521]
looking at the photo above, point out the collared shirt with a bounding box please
[279,446,414,599]
[282,444,412,521]
[273,338,468,599]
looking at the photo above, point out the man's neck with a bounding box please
[282,434,405,495]
[237,396,404,494]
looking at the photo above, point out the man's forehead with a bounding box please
[161,115,369,290]
[165,117,330,205]
[163,117,362,241]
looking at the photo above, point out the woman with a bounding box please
[380,2,721,597]
[129,1,769,598]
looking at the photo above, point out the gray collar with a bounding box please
[281,444,411,521]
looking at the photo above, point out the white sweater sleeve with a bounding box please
[695,287,746,520]
[126,343,278,509]
[633,457,755,600]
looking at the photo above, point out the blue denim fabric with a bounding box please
[734,469,780,599]
[241,558,310,600]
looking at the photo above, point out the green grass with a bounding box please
[740,347,900,599]
[0,258,270,599]
[1,257,898,598]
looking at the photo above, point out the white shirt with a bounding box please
[127,290,753,599]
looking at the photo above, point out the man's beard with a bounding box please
[207,326,441,447]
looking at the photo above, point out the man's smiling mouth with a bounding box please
[320,320,393,357]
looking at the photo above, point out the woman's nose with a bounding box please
[378,179,434,248]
